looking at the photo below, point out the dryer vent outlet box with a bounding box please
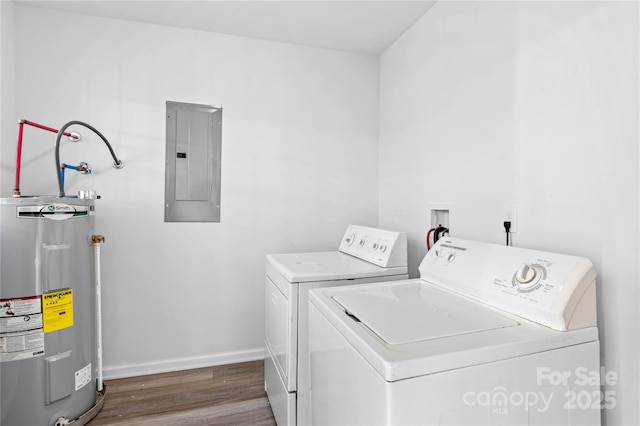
[165,101,222,222]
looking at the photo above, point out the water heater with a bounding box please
[0,197,103,425]
[0,118,122,425]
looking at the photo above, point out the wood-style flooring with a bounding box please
[89,360,276,425]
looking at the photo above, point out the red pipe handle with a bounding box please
[21,119,73,137]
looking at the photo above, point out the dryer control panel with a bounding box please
[420,238,597,331]
[339,225,407,268]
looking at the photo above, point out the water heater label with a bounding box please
[0,313,43,333]
[75,363,92,391]
[0,296,45,362]
[16,204,89,220]
[43,289,74,333]
[1,296,41,317]
[0,330,45,362]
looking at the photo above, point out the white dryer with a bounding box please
[265,225,408,426]
[309,237,601,425]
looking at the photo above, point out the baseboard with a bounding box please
[102,347,266,380]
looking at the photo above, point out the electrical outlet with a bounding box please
[504,205,517,233]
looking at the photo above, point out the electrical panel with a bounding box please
[165,101,222,222]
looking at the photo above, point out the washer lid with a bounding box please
[267,251,407,283]
[333,282,518,345]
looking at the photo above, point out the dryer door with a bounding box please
[264,272,298,392]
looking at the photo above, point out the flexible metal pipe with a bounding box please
[55,121,123,197]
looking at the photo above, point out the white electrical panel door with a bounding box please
[165,101,222,222]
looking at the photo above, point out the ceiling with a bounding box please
[15,0,437,55]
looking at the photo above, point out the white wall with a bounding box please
[379,1,638,425]
[3,4,379,377]
[0,0,16,193]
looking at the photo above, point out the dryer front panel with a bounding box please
[264,271,298,392]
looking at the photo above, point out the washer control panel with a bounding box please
[420,238,597,331]
[339,225,407,268]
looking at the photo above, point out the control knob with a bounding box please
[345,234,355,246]
[515,263,537,284]
[512,263,546,292]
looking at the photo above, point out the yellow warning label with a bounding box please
[43,289,73,333]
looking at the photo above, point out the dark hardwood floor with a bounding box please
[89,360,276,425]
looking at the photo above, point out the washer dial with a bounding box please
[516,263,536,283]
[512,263,547,292]
[345,234,356,246]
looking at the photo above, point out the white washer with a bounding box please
[265,225,408,426]
[309,237,601,425]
